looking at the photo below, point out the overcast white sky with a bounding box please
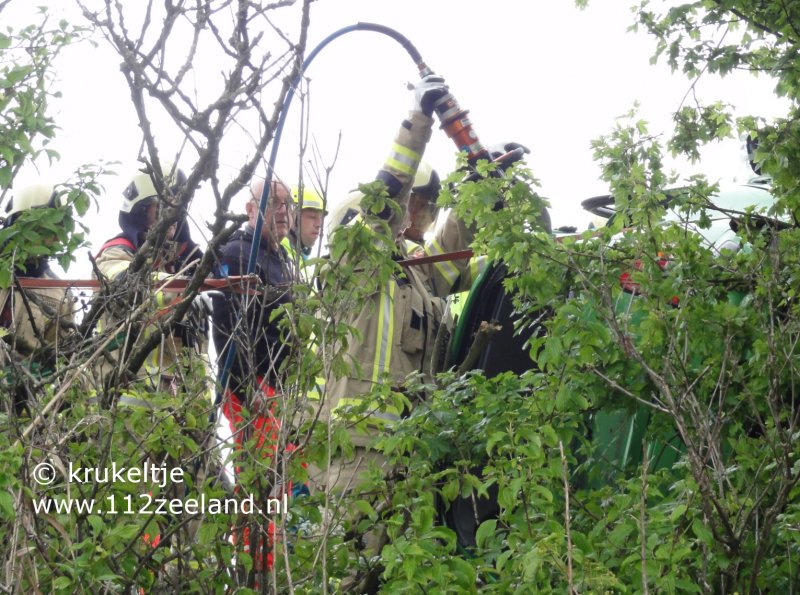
[7,0,789,266]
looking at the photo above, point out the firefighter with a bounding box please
[0,183,76,415]
[92,161,209,400]
[399,161,441,253]
[91,162,213,555]
[281,185,327,264]
[299,74,481,592]
[399,161,487,324]
[311,73,474,500]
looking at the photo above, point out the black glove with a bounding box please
[414,74,449,117]
[488,142,531,160]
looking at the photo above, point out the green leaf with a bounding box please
[109,523,141,541]
[238,552,253,573]
[691,518,713,545]
[675,578,702,592]
[441,479,459,503]
[530,484,553,504]
[496,549,513,573]
[447,556,476,586]
[475,518,497,549]
[609,522,634,546]
[89,559,119,582]
[670,503,687,523]
[52,576,72,591]
[87,514,104,535]
[412,506,433,532]
[522,547,542,580]
[0,490,14,519]
[403,556,416,581]
[0,167,11,189]
[354,499,377,520]
[486,431,507,454]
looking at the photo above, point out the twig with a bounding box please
[640,439,649,595]
[457,321,502,374]
[559,441,576,594]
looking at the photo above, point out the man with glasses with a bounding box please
[211,178,301,572]
[212,178,295,408]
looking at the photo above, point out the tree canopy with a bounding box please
[2,1,800,592]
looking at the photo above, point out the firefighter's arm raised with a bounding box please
[373,75,449,238]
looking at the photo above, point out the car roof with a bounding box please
[581,178,774,222]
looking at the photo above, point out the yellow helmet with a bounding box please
[120,161,186,213]
[291,185,327,214]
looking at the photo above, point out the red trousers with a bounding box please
[220,381,304,573]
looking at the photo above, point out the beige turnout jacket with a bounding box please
[320,111,475,446]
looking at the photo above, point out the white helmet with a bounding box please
[411,161,441,197]
[326,189,364,239]
[7,182,57,219]
[4,182,61,230]
[120,161,186,213]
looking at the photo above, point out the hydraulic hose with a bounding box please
[246,22,427,272]
[215,22,433,409]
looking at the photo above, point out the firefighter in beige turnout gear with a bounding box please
[1,183,76,415]
[400,162,488,347]
[92,163,210,402]
[310,75,477,497]
[401,160,487,296]
[91,163,214,555]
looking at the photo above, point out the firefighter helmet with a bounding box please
[326,189,364,239]
[411,161,441,198]
[6,183,57,220]
[291,186,328,214]
[120,161,186,213]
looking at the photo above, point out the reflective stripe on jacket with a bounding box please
[320,111,475,445]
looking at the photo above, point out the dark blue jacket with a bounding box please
[212,226,294,400]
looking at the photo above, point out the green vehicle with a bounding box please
[581,177,777,474]
[440,176,777,548]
